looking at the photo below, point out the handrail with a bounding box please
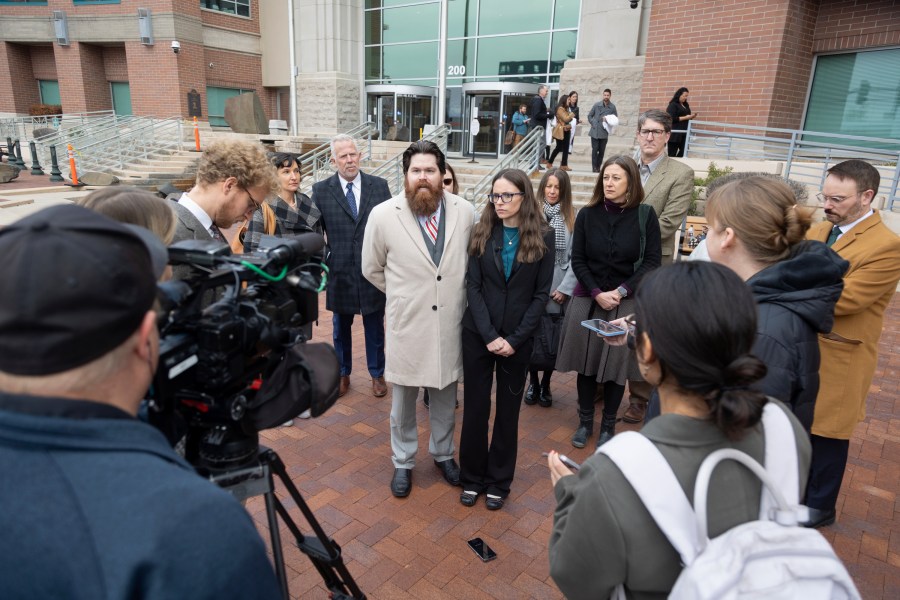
[368,124,452,195]
[297,122,376,193]
[33,115,141,173]
[0,110,116,143]
[464,126,545,213]
[685,120,900,212]
[57,117,185,178]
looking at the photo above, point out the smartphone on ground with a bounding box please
[467,537,497,562]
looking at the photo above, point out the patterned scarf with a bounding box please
[544,201,568,266]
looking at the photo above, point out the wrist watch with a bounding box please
[616,286,628,299]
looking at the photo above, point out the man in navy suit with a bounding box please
[312,135,392,398]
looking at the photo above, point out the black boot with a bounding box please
[596,414,617,448]
[524,383,538,405]
[571,409,594,448]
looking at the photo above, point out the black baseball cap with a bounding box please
[0,204,164,375]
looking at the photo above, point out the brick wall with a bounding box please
[205,48,274,121]
[103,46,129,82]
[53,42,111,113]
[641,0,900,132]
[814,0,900,52]
[0,43,39,114]
[30,45,57,81]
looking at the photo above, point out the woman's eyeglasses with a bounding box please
[487,192,525,204]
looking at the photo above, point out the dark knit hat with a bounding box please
[0,204,163,375]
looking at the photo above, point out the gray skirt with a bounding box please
[554,295,642,385]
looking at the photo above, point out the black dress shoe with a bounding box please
[802,507,836,529]
[390,468,412,498]
[539,388,553,407]
[434,459,461,486]
[524,383,538,405]
[485,496,505,511]
[460,491,478,507]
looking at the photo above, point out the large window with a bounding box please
[201,0,250,18]
[364,0,579,86]
[805,48,900,147]
[38,80,60,106]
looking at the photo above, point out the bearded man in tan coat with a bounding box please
[362,140,475,499]
[803,159,900,528]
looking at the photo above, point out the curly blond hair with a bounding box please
[195,139,278,195]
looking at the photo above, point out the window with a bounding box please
[38,80,61,106]
[201,0,250,18]
[805,48,900,148]
[207,87,252,127]
[0,1,48,4]
[73,1,121,5]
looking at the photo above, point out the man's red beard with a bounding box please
[405,179,443,216]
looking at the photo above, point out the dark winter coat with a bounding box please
[748,241,849,431]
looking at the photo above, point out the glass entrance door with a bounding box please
[467,93,501,157]
[366,85,437,142]
[396,95,432,142]
[367,94,396,141]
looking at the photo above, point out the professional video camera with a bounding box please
[147,233,365,600]
[147,232,338,470]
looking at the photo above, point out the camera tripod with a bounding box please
[207,447,366,600]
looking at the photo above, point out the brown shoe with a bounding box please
[339,376,350,397]
[372,376,388,397]
[622,400,647,424]
[560,166,572,172]
[540,160,551,167]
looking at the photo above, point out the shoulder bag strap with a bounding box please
[598,432,704,565]
[262,202,277,236]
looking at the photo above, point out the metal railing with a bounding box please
[464,126,546,212]
[0,110,116,143]
[368,124,452,195]
[685,121,900,211]
[49,117,185,179]
[32,115,134,166]
[297,122,376,194]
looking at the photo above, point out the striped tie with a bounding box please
[425,214,438,243]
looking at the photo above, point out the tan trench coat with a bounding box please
[807,210,900,439]
[362,192,475,389]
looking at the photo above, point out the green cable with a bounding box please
[316,263,329,293]
[240,261,288,281]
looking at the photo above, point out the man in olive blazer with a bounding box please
[624,110,695,424]
[803,159,900,528]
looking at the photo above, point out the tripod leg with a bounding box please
[262,472,290,600]
[261,449,367,600]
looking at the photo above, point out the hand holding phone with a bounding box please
[542,452,580,471]
[581,319,626,337]
[467,537,497,562]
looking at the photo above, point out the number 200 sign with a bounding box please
[448,65,466,76]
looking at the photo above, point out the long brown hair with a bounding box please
[537,168,575,231]
[588,155,644,210]
[469,169,548,263]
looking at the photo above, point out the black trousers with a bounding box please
[667,132,687,157]
[805,434,850,511]
[548,131,571,166]
[591,137,609,172]
[459,327,531,498]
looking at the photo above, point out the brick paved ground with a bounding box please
[252,293,900,599]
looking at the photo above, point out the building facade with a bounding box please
[1,0,897,156]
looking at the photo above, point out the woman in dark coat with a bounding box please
[554,155,661,449]
[459,168,555,510]
[666,87,697,157]
[704,176,849,431]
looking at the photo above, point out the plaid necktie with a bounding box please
[346,182,358,220]
[425,214,438,243]
[826,226,841,247]
[209,224,225,242]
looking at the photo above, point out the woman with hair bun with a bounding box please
[704,176,848,431]
[547,262,811,598]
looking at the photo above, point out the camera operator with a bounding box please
[0,205,281,599]
[170,139,277,280]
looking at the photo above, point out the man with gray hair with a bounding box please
[622,109,694,425]
[311,135,392,398]
[530,84,553,165]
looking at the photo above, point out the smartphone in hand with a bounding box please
[542,452,581,471]
[467,537,497,562]
[581,319,626,337]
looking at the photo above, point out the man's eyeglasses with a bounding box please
[638,129,666,138]
[243,188,261,211]
[816,192,860,205]
[487,192,525,204]
[443,178,454,186]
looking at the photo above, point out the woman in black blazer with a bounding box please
[460,169,555,510]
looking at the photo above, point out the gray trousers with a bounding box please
[390,381,458,468]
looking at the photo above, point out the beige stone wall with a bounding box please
[296,72,361,134]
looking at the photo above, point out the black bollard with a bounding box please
[14,140,26,168]
[4,137,12,164]
[29,141,44,175]
[48,145,64,182]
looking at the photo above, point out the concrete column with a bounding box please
[559,0,652,151]
[294,0,363,134]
